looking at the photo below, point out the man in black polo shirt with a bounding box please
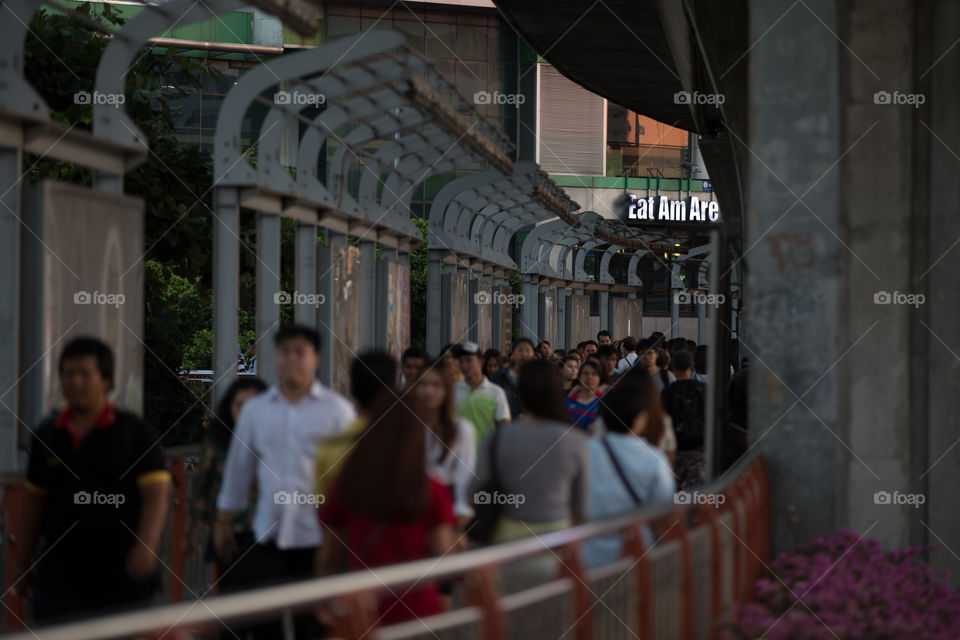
[16,337,171,624]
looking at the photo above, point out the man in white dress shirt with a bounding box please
[214,325,355,637]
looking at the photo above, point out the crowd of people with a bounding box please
[14,327,748,635]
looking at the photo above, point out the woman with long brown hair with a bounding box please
[410,359,477,534]
[618,367,677,467]
[317,389,455,624]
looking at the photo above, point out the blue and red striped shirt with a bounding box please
[566,391,602,431]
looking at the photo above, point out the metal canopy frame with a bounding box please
[213,31,513,243]
[428,161,579,271]
[210,30,519,395]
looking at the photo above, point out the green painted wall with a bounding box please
[50,1,253,44]
[549,174,712,193]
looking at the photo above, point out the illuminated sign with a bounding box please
[623,194,720,224]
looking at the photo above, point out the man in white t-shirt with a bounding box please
[454,342,510,446]
[616,336,640,372]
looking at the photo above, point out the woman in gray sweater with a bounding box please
[471,359,589,544]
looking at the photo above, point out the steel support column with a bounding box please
[557,287,566,350]
[491,276,504,353]
[256,212,281,384]
[670,263,682,339]
[212,187,241,406]
[0,147,20,472]
[467,271,479,343]
[521,275,538,341]
[317,230,335,385]
[359,240,376,349]
[295,222,317,326]
[605,294,614,339]
[426,250,443,355]
[598,290,610,335]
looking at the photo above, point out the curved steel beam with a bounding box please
[213,31,407,186]
[0,0,48,122]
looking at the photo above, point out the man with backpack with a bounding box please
[660,349,706,489]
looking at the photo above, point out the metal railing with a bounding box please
[0,454,769,640]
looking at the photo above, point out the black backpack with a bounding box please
[665,380,705,450]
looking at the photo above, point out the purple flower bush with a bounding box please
[724,529,960,639]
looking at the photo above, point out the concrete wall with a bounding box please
[747,0,960,581]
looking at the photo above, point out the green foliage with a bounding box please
[409,217,429,347]
[145,261,210,444]
[24,5,218,444]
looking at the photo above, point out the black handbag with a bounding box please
[467,426,504,544]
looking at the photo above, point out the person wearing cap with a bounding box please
[454,342,511,447]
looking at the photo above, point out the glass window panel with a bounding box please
[457,60,485,104]
[199,95,223,131]
[425,20,456,58]
[395,17,425,51]
[327,10,361,40]
[456,23,486,59]
[169,93,202,129]
[434,58,457,86]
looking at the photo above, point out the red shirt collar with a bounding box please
[56,402,116,446]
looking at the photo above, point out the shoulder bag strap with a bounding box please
[601,436,643,506]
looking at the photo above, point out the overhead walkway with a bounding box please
[0,456,769,640]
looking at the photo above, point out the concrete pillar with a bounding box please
[748,0,841,551]
[917,0,960,582]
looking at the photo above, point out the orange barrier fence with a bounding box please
[0,455,770,640]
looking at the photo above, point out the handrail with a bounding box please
[0,454,768,640]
